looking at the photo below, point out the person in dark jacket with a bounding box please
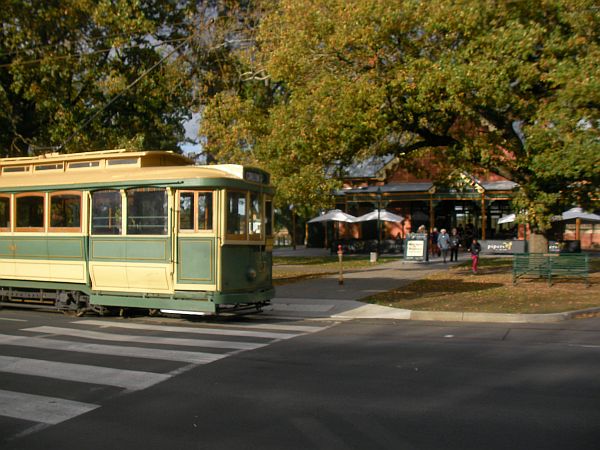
[470,238,482,274]
[449,227,460,262]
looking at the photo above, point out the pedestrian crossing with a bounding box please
[0,317,331,441]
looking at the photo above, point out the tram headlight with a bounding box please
[246,268,257,281]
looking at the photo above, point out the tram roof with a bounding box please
[0,163,271,192]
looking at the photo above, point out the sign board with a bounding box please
[404,233,428,261]
[548,240,580,253]
[480,240,527,254]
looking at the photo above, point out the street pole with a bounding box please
[337,244,344,285]
[377,186,382,255]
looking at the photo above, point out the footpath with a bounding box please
[270,247,598,323]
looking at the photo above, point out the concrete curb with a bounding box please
[397,306,600,323]
[325,302,600,323]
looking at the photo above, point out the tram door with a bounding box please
[174,190,218,290]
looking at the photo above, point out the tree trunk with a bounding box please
[528,231,548,253]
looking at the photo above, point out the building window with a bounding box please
[92,190,122,235]
[127,188,167,235]
[49,192,81,231]
[0,196,10,231]
[226,191,247,238]
[16,194,45,231]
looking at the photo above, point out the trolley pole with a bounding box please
[337,244,344,285]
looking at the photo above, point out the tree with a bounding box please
[200,0,600,228]
[0,0,196,156]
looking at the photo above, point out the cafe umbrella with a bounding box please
[308,209,357,248]
[354,209,405,223]
[355,209,405,254]
[497,213,516,225]
[552,207,600,241]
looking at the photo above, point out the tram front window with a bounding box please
[249,192,262,238]
[227,191,247,237]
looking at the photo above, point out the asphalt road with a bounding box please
[1,309,599,450]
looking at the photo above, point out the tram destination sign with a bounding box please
[244,169,269,184]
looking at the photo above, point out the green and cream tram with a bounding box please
[0,149,275,315]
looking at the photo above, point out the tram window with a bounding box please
[108,158,138,166]
[198,192,213,231]
[127,188,167,235]
[179,192,194,230]
[265,199,273,236]
[0,196,10,231]
[179,191,213,232]
[49,193,81,231]
[69,161,100,169]
[92,190,122,235]
[226,191,247,238]
[16,194,44,231]
[249,192,262,238]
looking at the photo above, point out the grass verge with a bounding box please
[365,258,600,314]
[273,255,401,285]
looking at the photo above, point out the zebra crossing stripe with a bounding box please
[0,356,171,391]
[0,389,99,425]
[0,334,225,365]
[74,319,301,340]
[22,326,268,350]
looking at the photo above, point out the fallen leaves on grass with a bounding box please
[366,260,600,314]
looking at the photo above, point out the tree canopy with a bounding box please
[201,0,600,229]
[0,0,200,156]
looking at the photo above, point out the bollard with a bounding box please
[337,244,344,285]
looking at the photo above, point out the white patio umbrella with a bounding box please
[308,209,357,223]
[552,207,600,240]
[308,209,357,249]
[558,207,600,222]
[497,213,516,224]
[354,209,405,223]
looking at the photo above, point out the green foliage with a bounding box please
[201,0,600,228]
[0,0,195,156]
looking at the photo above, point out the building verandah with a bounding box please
[307,181,517,250]
[307,153,521,250]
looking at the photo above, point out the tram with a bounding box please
[0,149,275,315]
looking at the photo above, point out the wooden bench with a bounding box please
[513,253,589,287]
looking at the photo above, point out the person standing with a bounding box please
[430,227,439,258]
[470,238,482,274]
[437,228,451,263]
[449,227,460,262]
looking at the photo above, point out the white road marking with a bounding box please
[0,389,99,425]
[0,355,171,391]
[22,326,267,350]
[0,317,27,322]
[0,334,225,364]
[73,319,300,340]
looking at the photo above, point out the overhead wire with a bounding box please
[58,35,194,150]
[0,37,190,69]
